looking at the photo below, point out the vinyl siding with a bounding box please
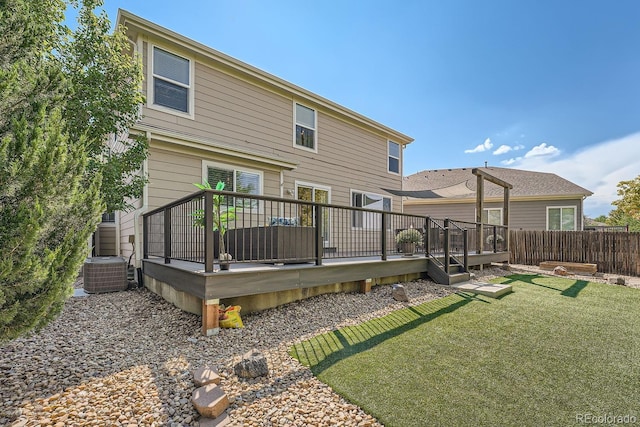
[403,198,584,230]
[147,144,281,210]
[139,40,404,213]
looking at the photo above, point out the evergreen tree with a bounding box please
[0,0,103,341]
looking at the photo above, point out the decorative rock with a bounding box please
[234,349,269,378]
[198,412,231,426]
[392,284,409,302]
[609,277,626,286]
[193,365,221,387]
[553,266,569,276]
[191,384,229,419]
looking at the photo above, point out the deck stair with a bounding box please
[427,256,470,285]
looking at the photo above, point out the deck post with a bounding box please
[315,205,323,266]
[204,191,214,272]
[425,217,431,258]
[381,213,388,260]
[164,207,171,264]
[444,219,450,274]
[359,278,372,294]
[202,298,220,336]
[463,229,469,271]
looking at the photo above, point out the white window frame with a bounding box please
[388,140,401,175]
[147,44,194,119]
[293,102,318,153]
[295,181,332,245]
[350,189,392,230]
[546,206,577,231]
[482,208,503,225]
[201,160,263,212]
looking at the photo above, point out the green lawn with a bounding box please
[290,274,640,426]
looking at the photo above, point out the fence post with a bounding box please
[381,212,388,261]
[493,225,497,253]
[315,205,323,266]
[444,219,450,274]
[164,207,171,264]
[204,192,214,272]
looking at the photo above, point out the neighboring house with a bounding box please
[400,166,593,231]
[100,10,414,263]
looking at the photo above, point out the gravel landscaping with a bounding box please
[1,264,637,426]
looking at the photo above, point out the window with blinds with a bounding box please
[152,46,191,113]
[206,165,261,209]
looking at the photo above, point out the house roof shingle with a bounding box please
[398,167,593,200]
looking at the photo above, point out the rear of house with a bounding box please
[100,10,413,264]
[402,167,593,231]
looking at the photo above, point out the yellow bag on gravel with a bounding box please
[220,305,244,328]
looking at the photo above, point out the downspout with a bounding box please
[131,131,151,268]
[279,170,284,198]
[128,35,148,269]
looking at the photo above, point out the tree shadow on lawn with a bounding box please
[290,292,482,375]
[497,273,589,298]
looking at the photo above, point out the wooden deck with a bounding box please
[142,251,509,335]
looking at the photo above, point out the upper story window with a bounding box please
[388,141,400,174]
[151,46,192,115]
[294,103,317,151]
[547,206,576,231]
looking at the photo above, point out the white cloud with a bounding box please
[514,144,525,150]
[502,132,640,217]
[464,138,493,154]
[524,142,560,158]
[493,145,512,155]
[501,157,520,165]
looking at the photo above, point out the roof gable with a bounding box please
[401,167,593,200]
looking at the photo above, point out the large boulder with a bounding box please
[234,349,269,378]
[392,284,409,302]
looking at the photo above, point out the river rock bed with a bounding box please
[0,273,461,427]
[2,264,636,426]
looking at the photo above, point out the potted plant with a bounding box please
[191,181,236,270]
[396,228,422,256]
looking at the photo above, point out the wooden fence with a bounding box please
[509,230,640,276]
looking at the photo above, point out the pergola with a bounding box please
[472,168,513,254]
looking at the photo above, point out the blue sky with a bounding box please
[66,1,640,217]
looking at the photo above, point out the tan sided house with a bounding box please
[93,11,510,334]
[97,9,413,261]
[401,166,593,231]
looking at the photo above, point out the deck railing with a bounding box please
[142,189,507,272]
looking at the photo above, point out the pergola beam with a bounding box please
[472,168,513,254]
